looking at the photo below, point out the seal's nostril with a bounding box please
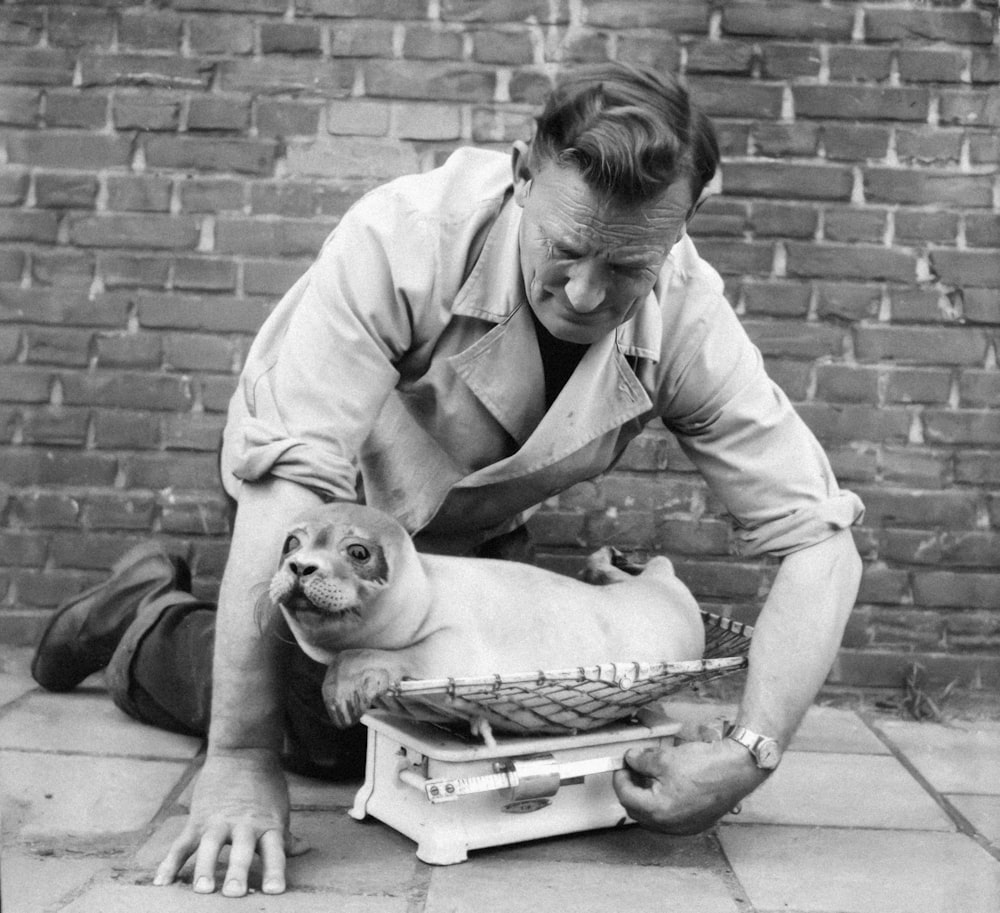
[289,561,319,579]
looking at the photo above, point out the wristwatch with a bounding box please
[724,723,782,771]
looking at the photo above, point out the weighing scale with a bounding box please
[348,610,753,865]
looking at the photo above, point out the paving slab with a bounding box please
[56,882,409,913]
[425,858,740,913]
[1,750,187,841]
[725,751,954,830]
[0,848,111,912]
[947,794,1000,846]
[0,689,201,759]
[873,719,1000,794]
[719,824,1000,913]
[788,705,889,754]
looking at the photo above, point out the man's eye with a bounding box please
[282,535,300,556]
[346,543,370,561]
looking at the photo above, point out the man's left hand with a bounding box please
[612,737,769,835]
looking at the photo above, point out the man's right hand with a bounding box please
[153,748,306,897]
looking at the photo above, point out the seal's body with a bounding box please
[269,503,704,729]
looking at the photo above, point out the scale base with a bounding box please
[349,708,681,865]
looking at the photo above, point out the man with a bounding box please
[32,63,862,896]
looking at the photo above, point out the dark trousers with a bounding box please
[105,525,534,780]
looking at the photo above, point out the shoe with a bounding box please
[31,542,191,693]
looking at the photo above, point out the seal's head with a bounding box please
[269,503,421,663]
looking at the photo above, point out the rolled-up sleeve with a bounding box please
[221,192,433,501]
[658,260,864,558]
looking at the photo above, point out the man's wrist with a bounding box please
[723,722,783,771]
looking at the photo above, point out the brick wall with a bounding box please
[1,0,997,693]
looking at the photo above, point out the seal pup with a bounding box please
[268,502,704,733]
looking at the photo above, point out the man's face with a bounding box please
[513,144,693,345]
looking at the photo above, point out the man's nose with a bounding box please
[564,259,607,313]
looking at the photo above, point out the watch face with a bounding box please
[756,739,781,770]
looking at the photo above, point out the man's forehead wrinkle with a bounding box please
[541,195,674,262]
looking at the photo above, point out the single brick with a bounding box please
[687,40,755,76]
[826,444,878,483]
[884,367,952,404]
[402,25,465,61]
[172,257,239,292]
[966,213,1000,249]
[824,207,888,244]
[161,412,229,451]
[886,529,1000,569]
[0,287,129,327]
[84,493,158,530]
[0,448,117,487]
[0,250,25,282]
[188,95,252,133]
[615,34,681,72]
[865,168,993,208]
[881,448,951,489]
[326,99,391,136]
[34,172,100,208]
[48,533,155,571]
[525,509,587,547]
[106,175,173,212]
[815,364,880,404]
[688,199,747,237]
[60,370,193,411]
[828,47,893,82]
[687,78,782,119]
[4,131,133,169]
[94,332,163,368]
[895,210,960,245]
[0,366,54,403]
[748,202,818,238]
[19,406,90,446]
[724,162,853,200]
[759,43,821,79]
[691,239,773,276]
[260,22,322,55]
[508,68,553,104]
[0,6,44,45]
[159,493,231,535]
[472,27,535,65]
[741,281,810,317]
[890,288,952,324]
[395,102,462,140]
[218,58,354,97]
[815,282,881,321]
[721,2,853,39]
[857,565,909,605]
[898,49,966,84]
[243,258,311,295]
[584,509,657,549]
[250,182,318,216]
[856,487,980,530]
[674,559,764,600]
[956,451,1000,485]
[0,49,76,87]
[0,87,39,125]
[331,21,395,57]
[0,169,29,206]
[113,92,182,131]
[118,10,183,51]
[971,48,1000,85]
[865,8,995,45]
[24,327,92,367]
[99,254,172,290]
[585,0,709,31]
[963,289,1000,324]
[143,136,278,175]
[188,15,255,55]
[257,99,323,137]
[795,85,929,122]
[822,123,891,161]
[13,569,98,608]
[752,122,819,157]
[711,121,752,157]
[855,325,989,365]
[930,249,1000,287]
[119,452,222,490]
[939,88,1000,127]
[767,360,810,402]
[32,250,96,289]
[912,572,1000,610]
[303,0,425,17]
[136,292,270,333]
[795,402,911,442]
[214,217,334,257]
[79,54,214,90]
[48,9,114,49]
[786,242,916,283]
[67,214,201,251]
[284,134,419,181]
[0,531,48,568]
[0,210,59,243]
[178,178,246,213]
[44,91,108,129]
[201,374,240,412]
[923,409,1000,446]
[364,61,496,102]
[163,332,238,372]
[743,320,846,359]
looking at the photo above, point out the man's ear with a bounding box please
[511,140,533,207]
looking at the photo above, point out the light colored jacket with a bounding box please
[222,148,862,556]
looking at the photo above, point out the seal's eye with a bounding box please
[346,543,370,562]
[282,535,300,557]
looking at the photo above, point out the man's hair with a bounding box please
[530,63,719,208]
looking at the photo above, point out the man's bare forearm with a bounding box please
[208,477,323,753]
[736,529,862,747]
